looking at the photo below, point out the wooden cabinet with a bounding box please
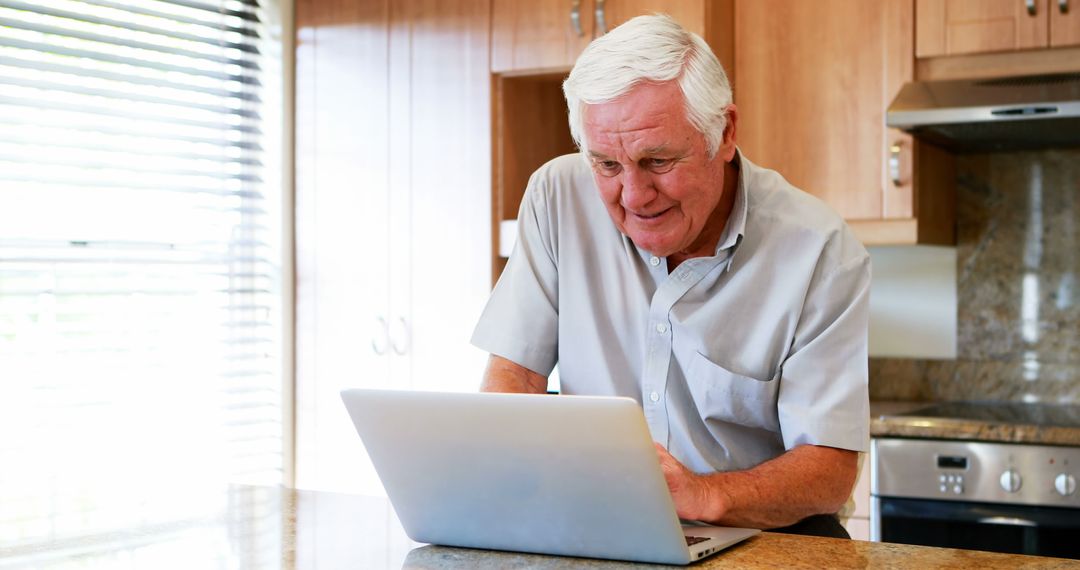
[295,0,492,494]
[491,0,593,72]
[917,0,1080,57]
[492,0,733,74]
[1050,0,1080,45]
[736,0,954,245]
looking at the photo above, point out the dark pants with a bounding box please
[767,514,850,539]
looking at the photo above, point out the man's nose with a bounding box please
[620,167,656,211]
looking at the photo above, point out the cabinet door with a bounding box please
[297,0,493,494]
[600,0,707,36]
[295,0,392,494]
[916,0,1048,57]
[398,0,493,393]
[1050,0,1080,46]
[492,0,594,72]
[735,0,914,221]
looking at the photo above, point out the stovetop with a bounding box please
[900,402,1080,429]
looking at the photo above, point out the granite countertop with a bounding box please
[870,400,1080,446]
[3,485,1078,569]
[404,534,1080,569]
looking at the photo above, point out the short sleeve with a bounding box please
[776,233,871,453]
[470,171,560,377]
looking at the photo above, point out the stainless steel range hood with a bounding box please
[886,72,1080,151]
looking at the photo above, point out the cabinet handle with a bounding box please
[372,316,389,355]
[1026,0,1037,15]
[595,0,608,35]
[889,142,904,187]
[1061,0,1069,14]
[570,0,584,37]
[390,317,410,356]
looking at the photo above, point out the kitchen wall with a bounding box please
[870,148,1080,404]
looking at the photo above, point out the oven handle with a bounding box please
[977,516,1038,527]
[875,496,1080,530]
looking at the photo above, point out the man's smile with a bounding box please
[629,206,673,223]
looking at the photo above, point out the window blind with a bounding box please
[0,0,283,558]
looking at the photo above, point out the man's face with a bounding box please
[582,81,737,259]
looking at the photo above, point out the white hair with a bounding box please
[562,14,732,158]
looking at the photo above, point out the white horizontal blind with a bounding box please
[0,0,283,560]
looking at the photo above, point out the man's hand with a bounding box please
[654,443,722,522]
[653,443,858,529]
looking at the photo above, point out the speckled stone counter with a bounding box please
[871,401,1080,446]
[3,485,1077,569]
[404,533,1080,569]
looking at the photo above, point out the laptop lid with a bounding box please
[340,389,757,565]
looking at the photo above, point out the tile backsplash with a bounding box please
[870,149,1080,404]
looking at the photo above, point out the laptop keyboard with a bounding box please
[685,535,708,546]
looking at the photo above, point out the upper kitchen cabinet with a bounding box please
[917,0,1080,57]
[491,0,734,73]
[736,0,955,245]
[295,0,492,494]
[1051,0,1080,46]
[490,0,593,73]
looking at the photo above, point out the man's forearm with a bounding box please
[479,354,548,393]
[672,445,858,528]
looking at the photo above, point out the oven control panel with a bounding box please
[938,472,964,495]
[871,438,1080,508]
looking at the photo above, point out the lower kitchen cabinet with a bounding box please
[294,0,493,495]
[841,455,873,541]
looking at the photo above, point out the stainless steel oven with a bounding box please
[872,437,1080,559]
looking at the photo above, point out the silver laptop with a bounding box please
[340,389,759,565]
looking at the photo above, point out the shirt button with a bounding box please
[649,391,660,402]
[649,256,660,266]
[655,323,668,334]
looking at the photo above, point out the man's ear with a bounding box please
[718,104,738,163]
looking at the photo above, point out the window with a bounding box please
[0,0,284,559]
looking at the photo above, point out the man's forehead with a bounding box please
[583,81,683,117]
[582,87,692,157]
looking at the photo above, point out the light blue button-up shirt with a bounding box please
[472,151,870,473]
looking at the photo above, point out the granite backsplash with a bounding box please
[870,149,1080,404]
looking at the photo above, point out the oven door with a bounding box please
[873,496,1080,559]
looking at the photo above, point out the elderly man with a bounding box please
[471,14,870,537]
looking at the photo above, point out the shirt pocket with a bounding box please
[685,352,779,433]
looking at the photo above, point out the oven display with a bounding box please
[936,455,968,469]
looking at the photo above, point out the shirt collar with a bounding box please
[714,148,748,258]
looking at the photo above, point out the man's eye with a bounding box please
[647,158,674,171]
[595,161,621,175]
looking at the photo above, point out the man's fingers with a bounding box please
[654,444,687,488]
